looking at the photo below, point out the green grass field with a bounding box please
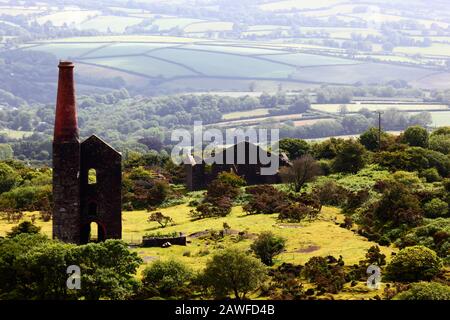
[0,204,396,272]
[311,103,449,113]
[259,0,346,11]
[78,15,143,33]
[222,108,271,120]
[184,21,233,33]
[0,129,32,139]
[36,10,101,27]
[152,18,205,31]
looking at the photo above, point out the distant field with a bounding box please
[78,15,143,33]
[147,48,296,78]
[20,36,444,89]
[261,52,359,67]
[409,111,450,127]
[260,0,346,11]
[222,108,270,120]
[28,43,104,59]
[184,21,233,33]
[0,129,32,139]
[82,43,178,58]
[395,43,450,57]
[348,12,449,29]
[292,63,433,85]
[82,55,198,78]
[152,18,205,31]
[36,10,100,27]
[298,27,381,39]
[312,103,449,113]
[0,6,44,15]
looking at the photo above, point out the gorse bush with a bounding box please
[394,282,450,300]
[303,256,346,294]
[243,185,288,215]
[385,246,442,282]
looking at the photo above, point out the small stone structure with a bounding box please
[142,233,187,247]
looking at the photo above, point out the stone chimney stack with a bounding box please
[54,61,79,143]
[52,61,81,244]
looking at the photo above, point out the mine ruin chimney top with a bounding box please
[54,61,79,143]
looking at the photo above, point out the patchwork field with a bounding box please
[22,36,444,89]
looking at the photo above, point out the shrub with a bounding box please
[332,139,366,174]
[278,203,310,222]
[423,198,448,218]
[191,196,233,219]
[394,282,450,300]
[365,245,386,266]
[243,185,287,215]
[420,168,441,182]
[279,155,322,192]
[148,211,174,228]
[313,179,348,207]
[199,248,267,299]
[279,138,310,160]
[142,260,192,298]
[205,179,240,201]
[372,182,423,229]
[402,126,429,148]
[216,171,246,188]
[7,221,41,238]
[385,246,442,282]
[303,256,346,294]
[250,232,286,266]
[0,162,19,194]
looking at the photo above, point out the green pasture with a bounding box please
[80,55,197,78]
[311,103,449,113]
[261,52,358,67]
[0,204,395,272]
[36,10,100,27]
[78,15,144,33]
[148,48,296,77]
[82,43,178,58]
[0,129,32,139]
[152,18,205,31]
[28,43,103,59]
[395,43,450,57]
[291,62,433,84]
[184,21,233,33]
[259,0,346,11]
[222,108,270,120]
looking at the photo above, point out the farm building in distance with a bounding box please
[185,141,291,191]
[52,61,122,244]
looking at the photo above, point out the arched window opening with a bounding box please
[89,222,98,242]
[88,169,97,185]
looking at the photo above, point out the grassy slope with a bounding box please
[0,204,395,270]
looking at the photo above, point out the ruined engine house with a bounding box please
[52,61,122,244]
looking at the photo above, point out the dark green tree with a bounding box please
[250,232,286,266]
